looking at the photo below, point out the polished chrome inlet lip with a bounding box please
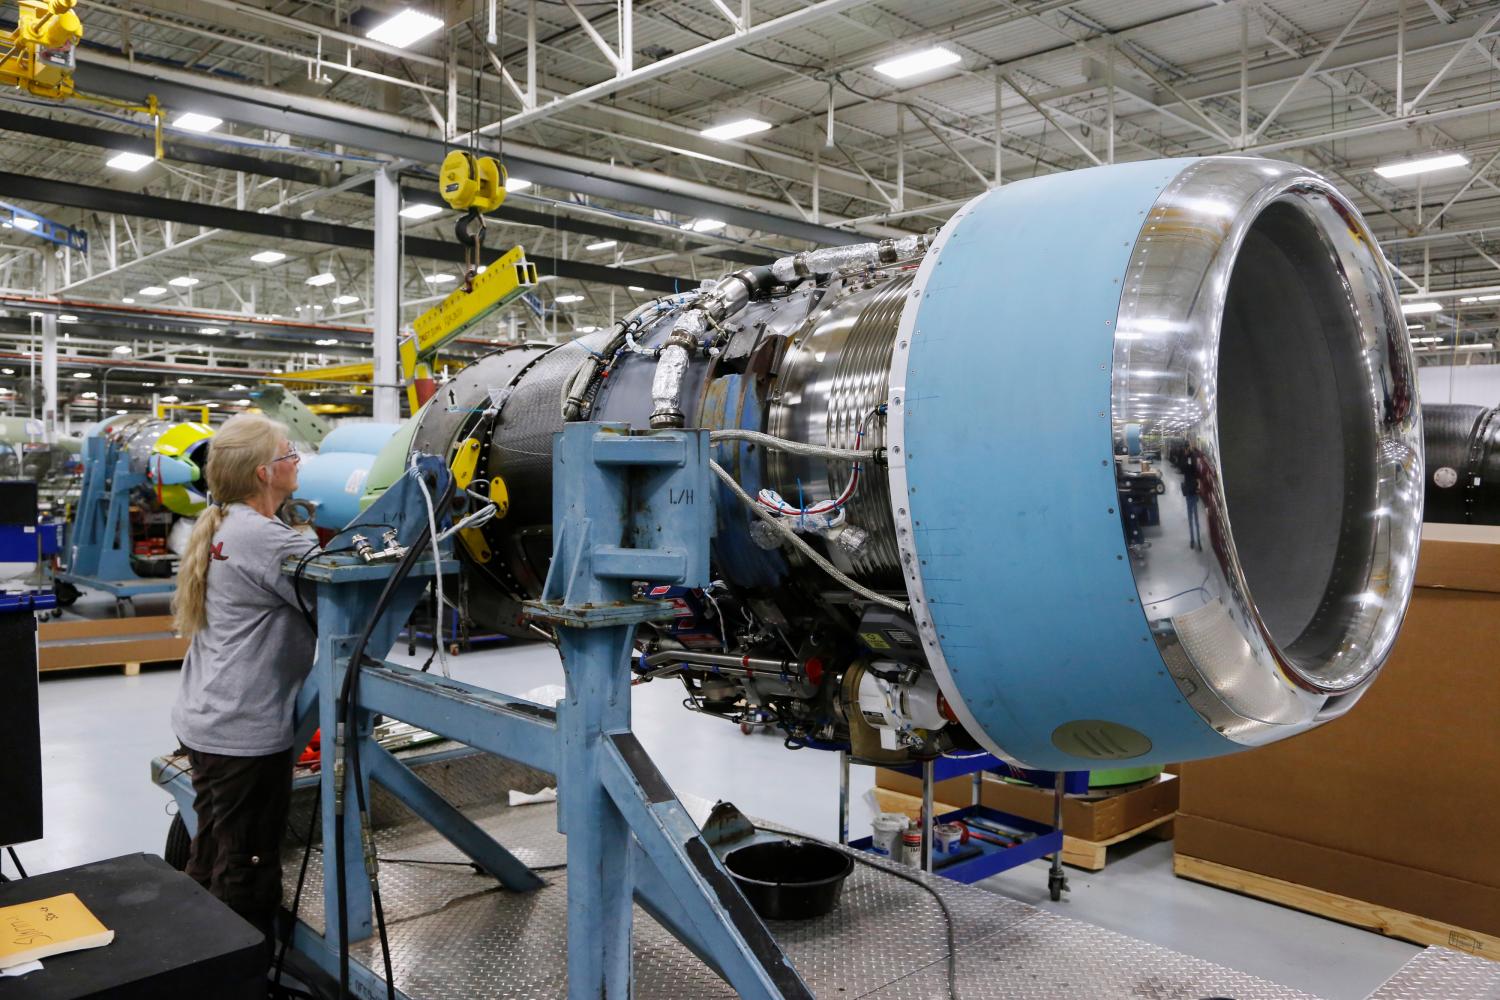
[1112,157,1422,744]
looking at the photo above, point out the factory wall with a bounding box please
[1420,364,1500,406]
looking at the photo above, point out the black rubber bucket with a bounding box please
[723,839,854,920]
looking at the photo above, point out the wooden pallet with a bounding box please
[38,615,188,675]
[1062,812,1175,870]
[872,786,1175,871]
[1174,855,1500,960]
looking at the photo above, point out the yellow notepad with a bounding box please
[0,893,114,969]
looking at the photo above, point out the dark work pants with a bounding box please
[184,746,294,967]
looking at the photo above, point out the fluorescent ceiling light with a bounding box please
[315,338,340,346]
[139,286,166,296]
[699,118,771,142]
[174,112,222,133]
[27,311,43,318]
[121,297,135,304]
[556,293,585,303]
[72,372,90,379]
[169,275,200,287]
[306,272,336,286]
[1457,342,1495,350]
[177,377,194,384]
[251,250,287,264]
[80,391,97,399]
[11,217,38,231]
[423,273,455,284]
[399,203,444,220]
[107,151,154,172]
[585,240,617,251]
[683,218,725,233]
[1460,296,1478,303]
[331,294,360,305]
[1374,153,1470,179]
[628,285,645,292]
[231,383,248,391]
[504,177,531,193]
[1412,336,1443,343]
[58,314,77,323]
[160,395,179,403]
[872,46,961,80]
[0,369,12,375]
[236,398,251,406]
[200,327,222,335]
[367,8,443,47]
[1401,301,1442,314]
[113,345,132,354]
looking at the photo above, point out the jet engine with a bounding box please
[395,156,1423,770]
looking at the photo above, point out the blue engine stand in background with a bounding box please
[58,432,175,607]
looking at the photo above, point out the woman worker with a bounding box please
[169,413,318,959]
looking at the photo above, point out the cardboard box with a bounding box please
[38,616,188,674]
[876,769,1177,843]
[1176,524,1500,947]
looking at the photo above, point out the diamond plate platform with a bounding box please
[1367,947,1500,1000]
[280,750,1339,999]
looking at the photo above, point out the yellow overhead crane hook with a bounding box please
[439,150,508,291]
[1,0,84,99]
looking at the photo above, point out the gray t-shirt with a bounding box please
[171,504,319,756]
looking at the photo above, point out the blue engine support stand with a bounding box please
[524,423,809,999]
[59,432,175,602]
[179,428,812,999]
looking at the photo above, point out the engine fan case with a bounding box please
[889,156,1422,769]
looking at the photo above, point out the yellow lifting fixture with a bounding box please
[3,2,168,160]
[1,0,83,99]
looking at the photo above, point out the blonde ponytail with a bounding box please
[172,505,226,636]
[170,413,289,636]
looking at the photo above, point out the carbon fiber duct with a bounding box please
[1423,403,1500,524]
[406,156,1422,770]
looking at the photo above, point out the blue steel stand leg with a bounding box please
[527,424,812,1000]
[556,624,637,997]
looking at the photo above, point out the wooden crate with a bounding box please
[38,615,188,675]
[1175,854,1500,960]
[872,786,1174,871]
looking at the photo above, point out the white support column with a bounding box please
[619,0,633,74]
[993,74,1004,187]
[1238,9,1249,147]
[896,105,905,211]
[373,167,401,424]
[527,0,538,110]
[1106,44,1116,164]
[40,254,58,444]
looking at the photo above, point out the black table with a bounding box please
[0,853,263,999]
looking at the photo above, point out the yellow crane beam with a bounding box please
[274,245,537,411]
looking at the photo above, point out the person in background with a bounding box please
[169,413,317,965]
[1180,449,1203,552]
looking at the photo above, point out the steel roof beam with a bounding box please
[74,55,862,247]
[0,170,689,294]
[0,108,768,267]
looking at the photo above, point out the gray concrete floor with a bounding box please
[21,624,1418,999]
